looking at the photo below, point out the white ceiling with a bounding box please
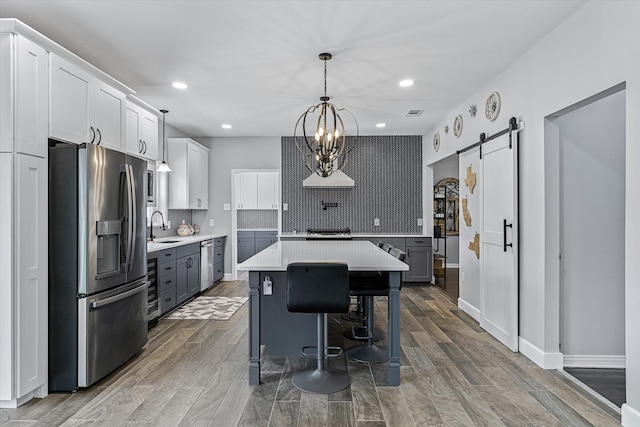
[0,0,585,138]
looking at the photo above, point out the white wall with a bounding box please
[422,2,640,423]
[554,90,626,363]
[192,136,281,273]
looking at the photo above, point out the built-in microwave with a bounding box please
[146,169,155,204]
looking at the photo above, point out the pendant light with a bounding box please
[157,109,171,173]
[294,53,357,178]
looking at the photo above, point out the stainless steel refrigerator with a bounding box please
[49,141,148,392]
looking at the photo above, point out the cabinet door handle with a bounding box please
[143,140,147,154]
[96,128,102,145]
[503,219,513,252]
[139,139,143,153]
[89,126,96,144]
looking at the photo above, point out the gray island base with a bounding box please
[238,240,408,387]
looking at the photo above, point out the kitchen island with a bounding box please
[237,240,409,386]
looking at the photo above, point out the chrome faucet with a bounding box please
[149,210,166,241]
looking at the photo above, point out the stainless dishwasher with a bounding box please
[201,239,214,291]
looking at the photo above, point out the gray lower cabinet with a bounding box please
[238,230,278,262]
[213,237,225,282]
[404,237,432,282]
[237,231,255,263]
[157,248,177,315]
[355,236,432,283]
[176,243,201,305]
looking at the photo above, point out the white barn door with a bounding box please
[479,132,519,351]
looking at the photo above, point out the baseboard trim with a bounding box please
[457,297,480,322]
[622,403,640,427]
[223,273,233,281]
[519,337,563,369]
[564,354,626,369]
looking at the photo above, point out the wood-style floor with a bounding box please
[1,279,621,426]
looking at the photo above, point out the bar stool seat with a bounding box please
[346,248,406,364]
[286,262,350,394]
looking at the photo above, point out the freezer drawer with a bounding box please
[77,278,148,387]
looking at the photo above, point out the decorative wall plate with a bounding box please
[433,132,440,151]
[485,91,501,121]
[453,115,463,138]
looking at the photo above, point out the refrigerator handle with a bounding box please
[128,164,137,272]
[124,164,135,271]
[90,281,148,309]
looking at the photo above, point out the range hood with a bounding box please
[303,170,355,188]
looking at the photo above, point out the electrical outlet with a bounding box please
[223,203,231,210]
[283,203,288,211]
[417,218,423,226]
[263,276,273,295]
[460,271,465,283]
[374,218,380,226]
[166,221,171,229]
[209,219,214,226]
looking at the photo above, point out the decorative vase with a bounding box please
[177,221,194,236]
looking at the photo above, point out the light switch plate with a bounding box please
[283,203,288,211]
[223,203,231,210]
[209,219,214,226]
[374,218,380,226]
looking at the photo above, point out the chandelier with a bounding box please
[294,53,357,177]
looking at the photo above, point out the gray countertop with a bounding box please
[147,234,227,253]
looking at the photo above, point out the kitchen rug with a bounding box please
[165,296,248,320]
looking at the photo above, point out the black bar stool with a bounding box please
[343,241,390,341]
[346,248,406,364]
[286,262,351,394]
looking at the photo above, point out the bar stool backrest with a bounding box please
[286,262,350,313]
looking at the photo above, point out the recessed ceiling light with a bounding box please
[172,81,188,89]
[399,79,414,87]
[376,123,386,128]
[222,124,232,129]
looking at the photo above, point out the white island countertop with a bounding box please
[237,240,409,272]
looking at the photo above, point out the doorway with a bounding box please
[546,85,626,408]
[431,155,459,299]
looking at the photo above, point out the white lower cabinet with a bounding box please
[0,153,48,408]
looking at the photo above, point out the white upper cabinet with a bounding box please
[167,138,209,210]
[125,100,158,161]
[50,54,125,151]
[257,171,279,209]
[235,171,279,210]
[0,34,48,157]
[236,172,258,209]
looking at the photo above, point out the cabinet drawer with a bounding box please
[159,259,176,276]
[214,262,224,282]
[255,231,278,238]
[406,237,431,247]
[214,237,226,247]
[158,248,176,261]
[380,237,406,249]
[213,247,224,264]
[160,286,177,315]
[159,272,177,291]
[177,242,199,258]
